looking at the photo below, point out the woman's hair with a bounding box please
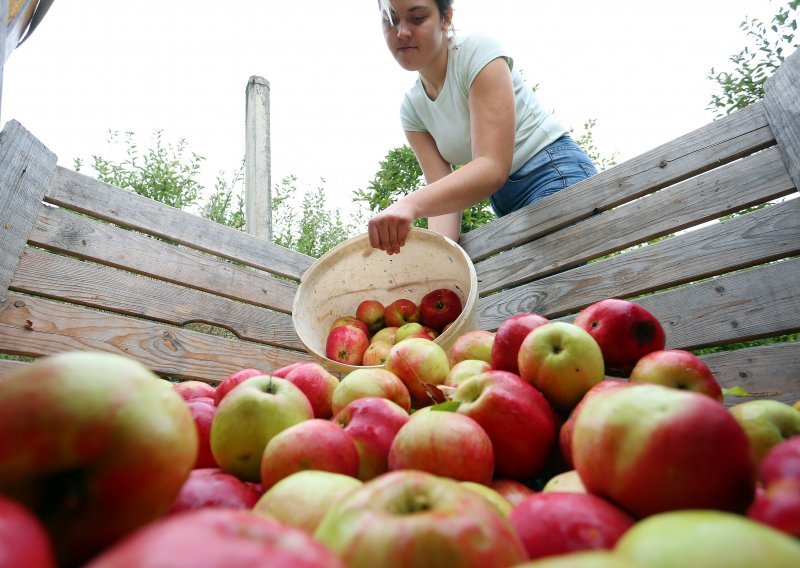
[378,0,454,26]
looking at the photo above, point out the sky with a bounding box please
[2,0,779,220]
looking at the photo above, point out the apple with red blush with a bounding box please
[173,380,216,402]
[445,359,491,387]
[748,436,800,537]
[282,362,339,419]
[214,368,264,405]
[355,300,385,333]
[361,340,393,366]
[185,396,218,468]
[383,298,420,327]
[329,315,370,337]
[331,368,411,414]
[629,349,723,402]
[384,337,449,409]
[491,312,549,375]
[168,468,261,514]
[489,479,535,508]
[419,288,463,330]
[447,329,495,367]
[326,325,370,366]
[0,495,56,568]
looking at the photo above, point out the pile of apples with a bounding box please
[325,287,463,366]
[1,298,800,567]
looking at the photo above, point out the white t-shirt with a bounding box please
[400,34,567,175]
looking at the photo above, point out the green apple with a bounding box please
[542,470,587,494]
[444,359,491,387]
[729,399,800,467]
[395,322,426,343]
[513,551,637,567]
[447,330,495,367]
[210,375,313,482]
[371,326,398,345]
[615,509,800,567]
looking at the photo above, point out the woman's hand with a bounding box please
[368,200,417,254]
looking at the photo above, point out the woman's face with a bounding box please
[382,0,451,72]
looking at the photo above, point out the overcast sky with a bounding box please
[2,0,778,219]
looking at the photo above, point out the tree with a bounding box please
[707,0,799,116]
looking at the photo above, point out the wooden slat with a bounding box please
[0,120,57,302]
[765,48,800,192]
[461,101,775,261]
[47,167,315,281]
[476,146,794,294]
[27,205,298,314]
[0,293,314,382]
[476,197,800,330]
[10,247,305,350]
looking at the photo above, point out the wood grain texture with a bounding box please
[764,47,800,192]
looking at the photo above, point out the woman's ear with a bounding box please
[442,8,454,33]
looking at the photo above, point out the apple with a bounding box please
[629,349,723,402]
[747,435,800,537]
[333,396,410,481]
[388,409,494,484]
[729,399,800,468]
[253,470,363,533]
[491,313,549,375]
[281,362,339,419]
[572,383,755,518]
[214,367,264,405]
[270,362,305,378]
[489,479,536,508]
[510,492,635,561]
[260,419,360,490]
[173,380,216,402]
[452,370,557,480]
[384,337,450,409]
[421,325,440,339]
[542,469,587,493]
[314,470,527,567]
[356,299,385,333]
[168,468,261,514]
[573,298,666,376]
[383,298,421,327]
[331,368,411,414]
[211,375,313,482]
[329,315,370,337]
[0,351,198,567]
[460,481,513,516]
[326,325,370,366]
[0,495,56,568]
[85,508,346,568]
[447,329,495,367]
[395,322,425,343]
[419,288,463,330]
[507,551,638,568]
[517,321,605,412]
[370,326,398,345]
[614,509,800,568]
[445,359,492,387]
[361,340,393,366]
[185,396,218,468]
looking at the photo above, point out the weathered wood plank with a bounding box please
[0,120,57,302]
[10,247,305,350]
[0,294,314,383]
[461,101,775,262]
[764,48,800,192]
[476,197,800,330]
[46,167,315,281]
[476,146,794,294]
[27,204,298,314]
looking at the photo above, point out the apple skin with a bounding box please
[314,470,527,567]
[333,396,410,481]
[214,367,264,405]
[85,508,346,568]
[168,468,261,514]
[629,349,723,402]
[614,509,800,568]
[326,325,370,366]
[331,368,411,415]
[573,298,666,376]
[253,470,363,533]
[330,315,371,337]
[356,300,385,333]
[445,359,492,387]
[388,410,494,484]
[510,492,635,561]
[729,399,800,468]
[460,481,514,517]
[210,375,313,482]
[361,340,393,366]
[270,362,305,378]
[489,479,535,508]
[508,551,638,568]
[185,396,218,469]
[370,326,398,345]
[447,329,495,367]
[260,419,360,490]
[541,470,587,493]
[491,313,549,375]
[419,288,463,330]
[384,298,421,327]
[384,337,450,409]
[452,370,557,480]
[0,351,198,567]
[281,362,340,419]
[747,436,800,537]
[173,380,216,402]
[0,495,56,568]
[518,321,605,412]
[572,383,755,518]
[395,322,425,343]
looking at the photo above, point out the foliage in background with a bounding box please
[707,0,799,117]
[201,163,246,230]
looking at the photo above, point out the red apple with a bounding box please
[361,340,393,366]
[260,419,360,490]
[491,313,549,375]
[329,315,370,337]
[333,396,410,481]
[447,329,495,367]
[86,508,345,568]
[445,359,492,387]
[0,495,56,568]
[573,298,666,376]
[186,396,218,468]
[388,409,494,484]
[384,337,450,409]
[214,368,264,405]
[168,468,261,514]
[383,298,420,327]
[173,380,216,402]
[282,362,340,419]
[452,370,557,480]
[270,362,305,378]
[747,436,800,537]
[355,299,385,333]
[629,349,723,402]
[489,479,536,508]
[572,383,755,517]
[331,368,411,414]
[421,325,440,339]
[325,325,370,366]
[419,288,463,330]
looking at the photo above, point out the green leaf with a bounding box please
[430,400,462,412]
[722,385,751,397]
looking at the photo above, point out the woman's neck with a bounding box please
[419,40,450,101]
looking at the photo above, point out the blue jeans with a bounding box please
[490,135,597,217]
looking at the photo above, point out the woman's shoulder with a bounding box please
[453,33,506,55]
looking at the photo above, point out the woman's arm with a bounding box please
[368,57,515,253]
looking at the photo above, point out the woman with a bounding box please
[368,0,597,254]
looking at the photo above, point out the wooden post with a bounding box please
[245,75,272,240]
[1,0,8,120]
